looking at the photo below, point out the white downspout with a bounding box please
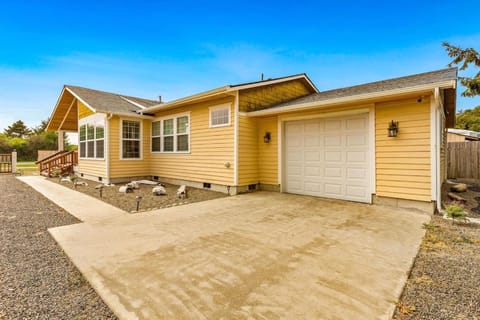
[106,113,113,184]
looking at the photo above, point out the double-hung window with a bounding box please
[78,116,105,159]
[151,113,189,153]
[121,120,141,159]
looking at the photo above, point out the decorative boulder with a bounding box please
[152,185,167,196]
[127,182,140,189]
[119,185,134,193]
[94,184,104,189]
[451,183,468,193]
[177,185,187,199]
[60,177,71,183]
[75,181,88,187]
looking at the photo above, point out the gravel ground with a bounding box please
[0,175,116,319]
[49,177,227,213]
[393,215,480,320]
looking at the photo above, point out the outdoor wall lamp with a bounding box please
[264,132,271,143]
[388,120,399,137]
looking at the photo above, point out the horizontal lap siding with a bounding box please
[109,116,151,178]
[150,97,235,186]
[78,159,105,177]
[375,97,431,202]
[238,115,258,185]
[257,117,278,185]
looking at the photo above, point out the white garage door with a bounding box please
[285,113,370,203]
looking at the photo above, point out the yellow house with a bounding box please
[46,68,457,213]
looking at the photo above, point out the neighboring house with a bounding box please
[447,128,480,142]
[46,68,457,213]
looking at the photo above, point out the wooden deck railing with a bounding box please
[37,150,78,177]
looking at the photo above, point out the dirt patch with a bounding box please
[393,215,480,319]
[48,177,227,213]
[442,179,480,219]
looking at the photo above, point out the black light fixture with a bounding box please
[263,131,271,143]
[388,120,399,137]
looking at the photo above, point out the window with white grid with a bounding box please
[209,104,230,128]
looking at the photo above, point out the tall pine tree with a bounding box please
[3,120,31,138]
[443,42,480,97]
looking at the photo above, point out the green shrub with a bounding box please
[445,205,467,224]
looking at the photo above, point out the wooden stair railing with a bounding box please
[37,150,78,177]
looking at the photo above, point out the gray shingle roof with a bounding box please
[270,67,457,109]
[65,85,159,114]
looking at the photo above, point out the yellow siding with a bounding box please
[78,101,94,119]
[150,97,235,185]
[257,116,278,185]
[78,159,105,177]
[238,115,258,185]
[239,80,311,112]
[375,97,431,202]
[108,116,151,178]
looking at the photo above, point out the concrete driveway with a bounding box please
[48,191,429,320]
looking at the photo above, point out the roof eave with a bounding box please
[46,86,68,131]
[246,80,456,117]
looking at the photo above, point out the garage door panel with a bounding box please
[346,151,367,162]
[305,182,321,192]
[324,119,342,131]
[346,186,368,199]
[285,113,370,203]
[304,151,321,161]
[324,136,341,146]
[325,151,342,161]
[324,183,343,196]
[347,135,367,146]
[324,167,342,178]
[347,167,367,179]
[346,117,367,130]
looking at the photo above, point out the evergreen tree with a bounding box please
[4,120,31,138]
[443,42,480,97]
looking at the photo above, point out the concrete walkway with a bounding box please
[20,177,431,320]
[18,176,127,223]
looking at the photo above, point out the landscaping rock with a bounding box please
[127,181,140,189]
[118,185,133,193]
[152,185,167,196]
[451,183,468,193]
[177,185,187,199]
[0,175,116,319]
[447,192,467,202]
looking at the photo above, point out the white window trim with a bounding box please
[209,103,231,128]
[78,114,106,161]
[151,112,190,154]
[120,118,143,160]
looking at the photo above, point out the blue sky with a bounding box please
[1,0,479,134]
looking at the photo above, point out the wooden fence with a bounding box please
[447,141,480,179]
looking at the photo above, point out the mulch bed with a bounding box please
[0,175,116,319]
[442,179,480,218]
[48,177,227,213]
[393,215,480,319]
